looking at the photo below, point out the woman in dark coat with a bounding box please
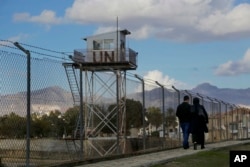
[190,97,209,149]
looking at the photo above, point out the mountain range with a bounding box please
[191,83,250,107]
[0,86,73,116]
[1,83,249,116]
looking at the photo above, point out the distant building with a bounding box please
[32,104,61,116]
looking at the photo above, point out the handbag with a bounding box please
[204,124,209,133]
[198,107,206,118]
[198,106,209,133]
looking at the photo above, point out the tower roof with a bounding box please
[83,29,131,41]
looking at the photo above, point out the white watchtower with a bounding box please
[63,29,138,158]
[71,29,137,70]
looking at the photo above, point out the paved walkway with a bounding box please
[75,140,250,167]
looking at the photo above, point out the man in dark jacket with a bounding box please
[176,95,191,149]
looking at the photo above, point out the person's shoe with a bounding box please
[184,146,189,149]
[201,146,205,149]
[193,142,197,150]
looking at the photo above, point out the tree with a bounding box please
[0,113,26,138]
[47,110,64,138]
[125,98,143,130]
[31,113,51,137]
[63,106,80,136]
[105,98,143,135]
[165,107,178,131]
[31,110,64,138]
[147,106,162,129]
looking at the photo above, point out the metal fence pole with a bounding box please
[13,42,31,167]
[116,70,121,154]
[229,104,234,139]
[79,64,84,160]
[207,97,214,142]
[197,93,204,106]
[246,108,249,139]
[171,86,180,105]
[155,81,166,144]
[172,86,181,143]
[243,108,247,139]
[234,105,239,139]
[221,101,228,140]
[247,109,249,139]
[214,99,222,141]
[237,105,241,139]
[135,74,146,150]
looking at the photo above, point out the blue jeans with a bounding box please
[180,122,190,148]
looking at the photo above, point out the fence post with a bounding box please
[215,99,222,141]
[207,97,215,142]
[172,86,181,144]
[13,42,31,167]
[221,101,228,140]
[246,108,249,139]
[229,104,234,139]
[116,70,121,154]
[234,105,240,139]
[234,104,242,139]
[135,74,146,150]
[197,93,204,106]
[155,81,166,146]
[79,64,84,160]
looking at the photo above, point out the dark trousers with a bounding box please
[180,122,190,148]
[192,133,205,147]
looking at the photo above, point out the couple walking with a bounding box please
[176,95,209,150]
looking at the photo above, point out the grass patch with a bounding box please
[152,143,250,167]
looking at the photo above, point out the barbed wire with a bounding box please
[18,41,72,56]
[127,71,174,89]
[0,39,238,105]
[0,39,72,62]
[0,49,26,58]
[0,42,20,50]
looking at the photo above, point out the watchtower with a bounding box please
[63,29,138,157]
[71,29,137,70]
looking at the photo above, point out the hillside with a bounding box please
[0,86,73,116]
[128,83,250,108]
[1,83,249,117]
[191,83,250,106]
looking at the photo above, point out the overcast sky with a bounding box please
[1,0,250,89]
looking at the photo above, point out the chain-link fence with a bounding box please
[1,41,250,166]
